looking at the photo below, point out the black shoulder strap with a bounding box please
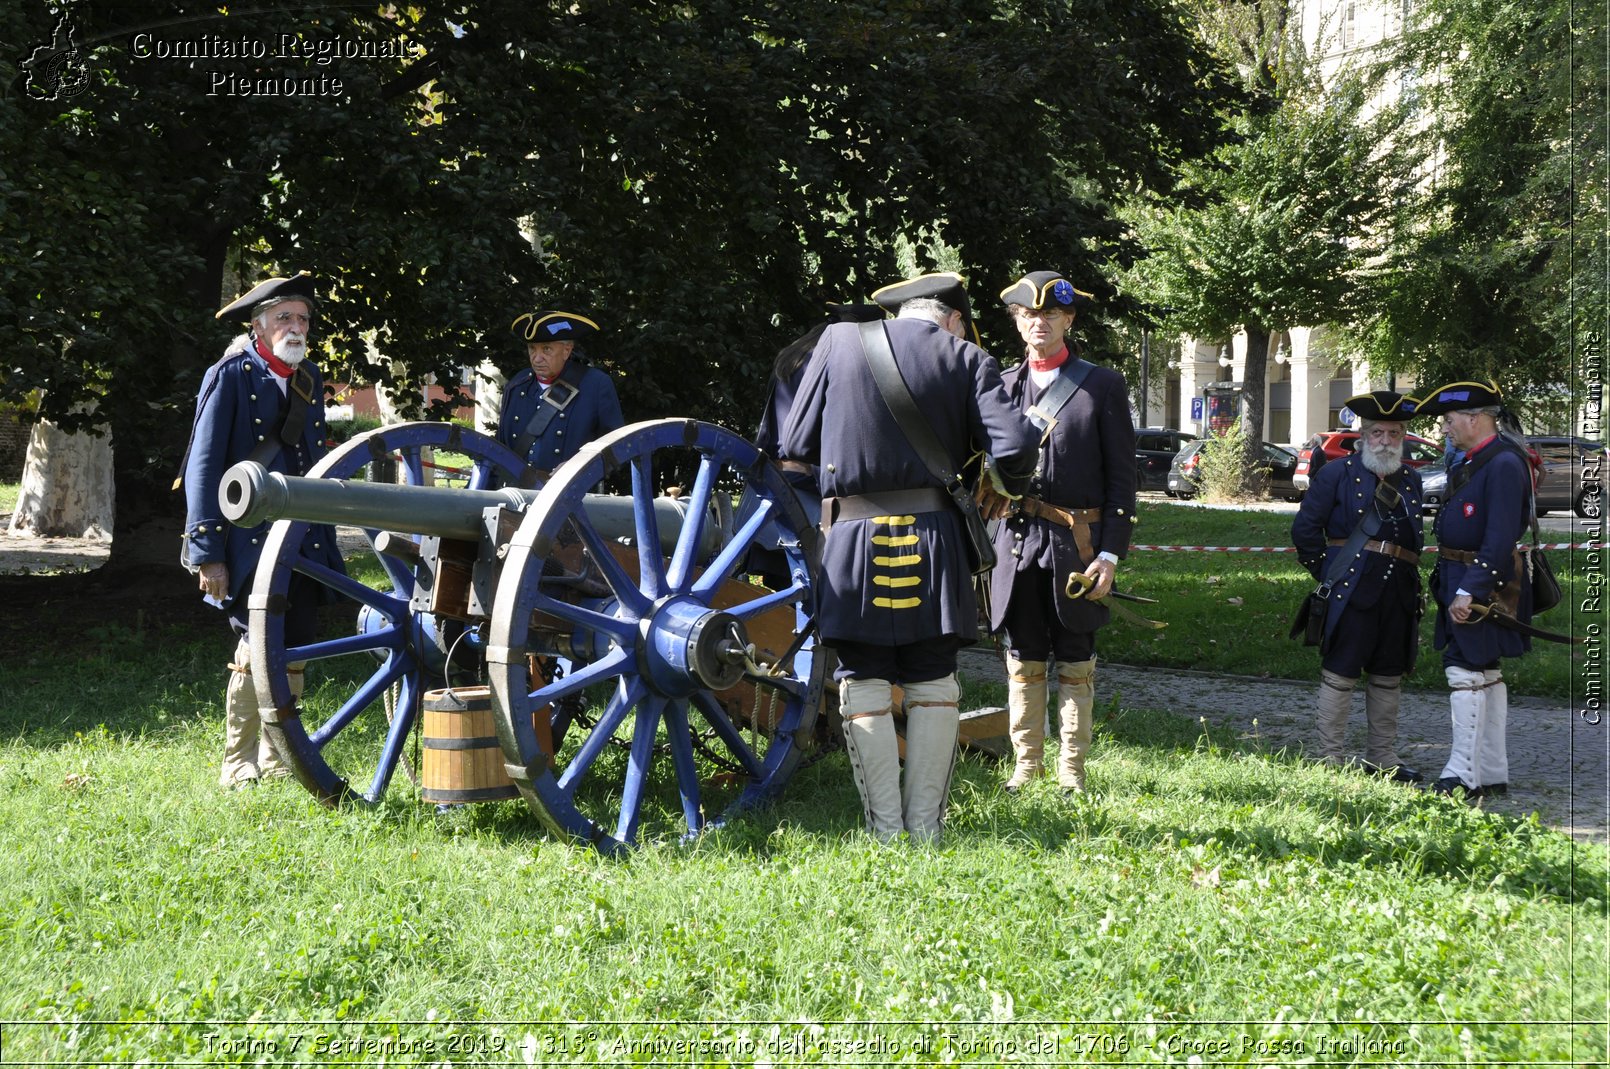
[857,320,959,487]
[172,355,316,489]
[1318,465,1405,594]
[1025,359,1091,435]
[513,360,588,457]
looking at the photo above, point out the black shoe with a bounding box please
[1431,776,1470,796]
[1480,782,1508,798]
[1362,761,1423,784]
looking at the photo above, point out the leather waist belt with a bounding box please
[1019,498,1102,528]
[778,459,812,475]
[1018,498,1101,560]
[1437,547,1479,564]
[1328,537,1420,564]
[824,487,950,526]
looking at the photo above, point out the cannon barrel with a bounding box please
[220,460,721,556]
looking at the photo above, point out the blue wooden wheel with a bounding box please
[486,419,824,853]
[252,421,526,806]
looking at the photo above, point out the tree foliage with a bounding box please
[0,0,1233,576]
[1352,0,1600,416]
[1123,34,1405,481]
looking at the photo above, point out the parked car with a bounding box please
[1529,435,1607,517]
[1167,439,1303,501]
[1136,428,1198,493]
[1293,429,1442,492]
[1420,456,1449,514]
[1419,436,1599,517]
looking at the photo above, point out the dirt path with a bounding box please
[959,647,1607,843]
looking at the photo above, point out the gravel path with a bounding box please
[959,647,1607,843]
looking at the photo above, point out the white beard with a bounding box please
[273,336,308,367]
[1361,441,1404,477]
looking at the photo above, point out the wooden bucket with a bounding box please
[421,686,517,803]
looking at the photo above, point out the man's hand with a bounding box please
[1449,592,1473,624]
[1084,556,1116,600]
[198,562,229,601]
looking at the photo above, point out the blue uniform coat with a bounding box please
[987,357,1138,634]
[1290,453,1423,665]
[779,318,1037,646]
[181,338,345,609]
[1432,436,1533,665]
[496,362,624,472]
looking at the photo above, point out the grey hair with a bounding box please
[896,297,956,325]
[1456,405,1502,419]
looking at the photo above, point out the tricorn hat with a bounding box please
[870,272,977,343]
[511,310,599,344]
[1342,390,1418,422]
[998,271,1096,318]
[1410,380,1504,418]
[216,271,317,321]
[825,302,886,324]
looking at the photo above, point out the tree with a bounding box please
[0,0,1232,606]
[1352,0,1601,417]
[1122,26,1406,486]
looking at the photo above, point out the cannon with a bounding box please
[222,419,825,853]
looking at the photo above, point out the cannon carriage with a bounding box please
[222,418,827,853]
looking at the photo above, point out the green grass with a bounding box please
[0,611,1604,1065]
[0,502,1602,1063]
[0,480,19,514]
[1110,501,1596,699]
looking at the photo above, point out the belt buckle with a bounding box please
[546,381,580,411]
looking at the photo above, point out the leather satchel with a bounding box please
[857,321,996,575]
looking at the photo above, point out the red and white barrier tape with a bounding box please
[1129,543,1581,553]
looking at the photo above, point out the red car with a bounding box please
[1293,430,1442,491]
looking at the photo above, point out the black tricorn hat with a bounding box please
[511,310,599,344]
[1410,380,1504,418]
[870,272,977,343]
[216,271,317,321]
[998,271,1096,319]
[1342,390,1418,422]
[825,302,886,324]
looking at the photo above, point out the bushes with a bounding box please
[1196,421,1269,502]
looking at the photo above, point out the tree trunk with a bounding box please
[6,408,114,539]
[1240,326,1272,486]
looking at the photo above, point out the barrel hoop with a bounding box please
[422,735,501,751]
[420,785,518,803]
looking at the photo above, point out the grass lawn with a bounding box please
[0,496,1602,1064]
[1107,500,1598,700]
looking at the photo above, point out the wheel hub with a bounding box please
[639,596,748,697]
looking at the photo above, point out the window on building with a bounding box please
[1341,1,1358,49]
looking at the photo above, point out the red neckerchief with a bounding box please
[1027,344,1069,373]
[253,335,295,379]
[1464,433,1499,459]
[535,374,558,387]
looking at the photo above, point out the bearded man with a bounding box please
[180,272,345,788]
[1290,391,1425,781]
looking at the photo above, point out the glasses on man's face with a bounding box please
[1366,427,1405,442]
[1018,307,1066,321]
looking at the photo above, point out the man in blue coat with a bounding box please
[1413,380,1534,799]
[781,272,1036,841]
[1290,391,1424,781]
[181,272,345,787]
[496,310,624,478]
[987,271,1137,794]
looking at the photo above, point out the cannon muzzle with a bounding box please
[221,461,539,541]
